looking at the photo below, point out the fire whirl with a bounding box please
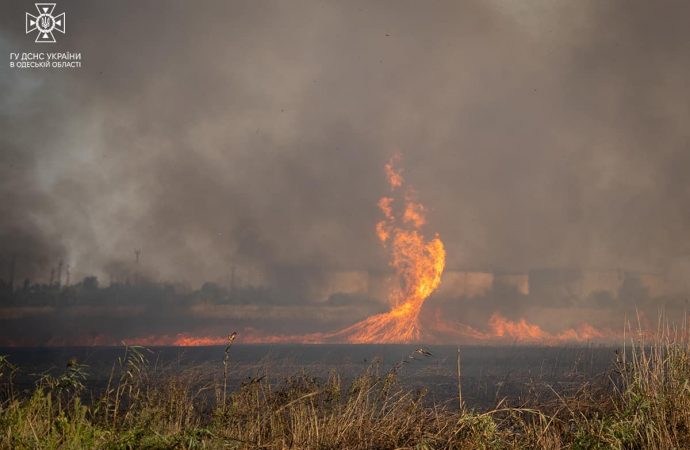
[328,155,445,343]
[111,157,612,347]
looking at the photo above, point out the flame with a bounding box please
[326,155,446,343]
[403,200,427,228]
[488,314,547,340]
[94,156,447,347]
[152,157,607,346]
[21,156,620,347]
[384,154,404,189]
[171,335,226,346]
[123,334,227,347]
[486,313,605,343]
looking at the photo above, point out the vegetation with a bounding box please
[0,329,689,449]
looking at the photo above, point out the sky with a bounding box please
[1,1,689,343]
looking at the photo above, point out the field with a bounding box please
[1,332,689,449]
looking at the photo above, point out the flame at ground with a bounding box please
[328,155,446,343]
[118,156,446,347]
[486,314,605,343]
[82,157,613,347]
[154,157,610,346]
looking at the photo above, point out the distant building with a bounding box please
[436,271,494,298]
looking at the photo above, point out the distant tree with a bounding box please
[82,276,99,290]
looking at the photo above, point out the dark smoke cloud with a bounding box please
[1,0,689,339]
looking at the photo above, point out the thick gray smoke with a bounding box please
[1,1,689,341]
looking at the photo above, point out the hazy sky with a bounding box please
[2,0,690,292]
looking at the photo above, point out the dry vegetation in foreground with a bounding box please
[1,328,689,450]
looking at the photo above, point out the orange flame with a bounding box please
[158,157,609,346]
[384,154,404,189]
[327,155,446,343]
[120,156,446,346]
[486,313,605,343]
[79,157,614,347]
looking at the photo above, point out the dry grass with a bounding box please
[1,328,689,449]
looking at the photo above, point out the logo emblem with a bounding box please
[26,3,65,43]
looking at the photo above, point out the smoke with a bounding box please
[1,0,690,339]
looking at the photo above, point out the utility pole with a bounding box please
[65,264,70,287]
[134,249,141,284]
[8,254,16,293]
[57,260,63,287]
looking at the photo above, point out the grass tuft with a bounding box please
[1,327,690,449]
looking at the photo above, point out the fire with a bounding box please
[110,156,447,346]
[384,155,404,189]
[171,335,226,346]
[155,157,608,346]
[122,334,227,347]
[327,155,446,343]
[488,314,548,340]
[43,156,614,347]
[486,313,605,343]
